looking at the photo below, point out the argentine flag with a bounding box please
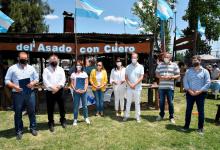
[0,11,14,33]
[198,17,205,35]
[124,18,139,28]
[76,0,103,19]
[156,0,173,20]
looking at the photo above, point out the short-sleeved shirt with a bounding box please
[211,68,220,80]
[155,62,180,90]
[71,71,88,87]
[125,63,144,91]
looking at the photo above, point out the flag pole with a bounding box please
[74,0,78,61]
[123,17,128,65]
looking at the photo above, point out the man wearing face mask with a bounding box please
[155,53,180,124]
[5,52,39,140]
[183,55,211,134]
[123,53,144,123]
[43,54,67,132]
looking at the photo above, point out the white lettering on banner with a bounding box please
[16,43,34,52]
[104,45,136,53]
[16,43,138,54]
[80,47,99,54]
[16,43,73,53]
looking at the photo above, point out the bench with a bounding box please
[215,104,220,122]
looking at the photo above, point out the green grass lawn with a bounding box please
[0,89,219,150]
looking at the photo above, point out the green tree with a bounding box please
[133,0,172,51]
[6,0,53,33]
[182,0,220,58]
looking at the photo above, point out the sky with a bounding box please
[45,0,219,52]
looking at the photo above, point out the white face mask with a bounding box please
[164,58,170,64]
[116,62,122,67]
[132,59,137,64]
[76,66,82,71]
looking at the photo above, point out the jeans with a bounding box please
[94,90,104,113]
[184,92,206,129]
[46,88,66,126]
[125,89,141,119]
[159,89,174,119]
[12,91,36,134]
[73,92,88,120]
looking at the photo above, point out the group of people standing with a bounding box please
[4,51,212,140]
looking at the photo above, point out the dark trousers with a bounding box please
[159,89,174,119]
[184,92,206,129]
[215,105,220,122]
[12,91,36,134]
[46,89,66,126]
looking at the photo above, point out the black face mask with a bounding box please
[50,61,58,67]
[19,59,28,65]
[192,62,200,67]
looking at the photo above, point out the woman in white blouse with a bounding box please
[110,57,126,117]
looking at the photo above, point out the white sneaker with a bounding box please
[85,118,91,125]
[73,119,77,126]
[170,118,176,124]
[137,117,141,123]
[123,117,128,122]
[156,116,163,121]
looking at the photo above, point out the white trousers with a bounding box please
[125,89,141,119]
[113,86,126,111]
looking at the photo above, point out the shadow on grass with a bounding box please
[165,124,196,133]
[205,117,216,124]
[141,115,158,123]
[0,122,50,139]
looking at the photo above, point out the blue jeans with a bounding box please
[159,89,174,119]
[184,92,206,129]
[94,90,104,113]
[12,91,36,134]
[73,92,88,119]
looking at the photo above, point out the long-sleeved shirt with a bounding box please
[43,65,66,91]
[183,66,211,91]
[110,67,126,90]
[4,64,39,92]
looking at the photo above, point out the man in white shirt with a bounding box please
[43,54,66,132]
[123,52,144,123]
[211,63,220,80]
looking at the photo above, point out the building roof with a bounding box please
[0,32,154,43]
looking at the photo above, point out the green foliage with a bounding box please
[133,0,172,51]
[183,0,220,57]
[8,0,53,33]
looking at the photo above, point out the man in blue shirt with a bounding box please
[183,55,211,134]
[5,52,39,140]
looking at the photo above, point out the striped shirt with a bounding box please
[183,66,211,91]
[155,62,180,90]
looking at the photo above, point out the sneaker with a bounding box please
[49,125,54,132]
[197,129,204,135]
[123,117,128,122]
[61,122,67,128]
[181,127,189,132]
[73,120,77,126]
[30,129,38,136]
[100,112,104,117]
[170,118,176,124]
[121,111,124,117]
[16,132,23,140]
[95,112,100,116]
[137,117,141,123]
[156,116,163,121]
[85,118,91,125]
[116,111,120,117]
